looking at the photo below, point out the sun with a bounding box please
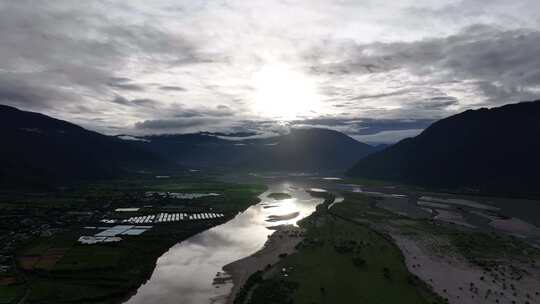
[251,64,322,120]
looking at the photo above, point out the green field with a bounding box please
[1,178,267,304]
[0,285,26,304]
[245,193,443,304]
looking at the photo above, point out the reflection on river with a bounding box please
[125,182,324,304]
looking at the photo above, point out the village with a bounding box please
[0,188,233,294]
[79,208,226,244]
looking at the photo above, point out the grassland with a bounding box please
[242,193,443,304]
[240,190,540,304]
[0,285,25,304]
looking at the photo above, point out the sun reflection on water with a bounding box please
[125,183,324,304]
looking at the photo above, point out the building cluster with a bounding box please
[99,212,226,224]
[79,209,226,244]
[1,206,102,268]
[78,236,122,245]
[127,212,225,223]
[144,191,220,199]
[78,225,152,244]
[0,255,12,274]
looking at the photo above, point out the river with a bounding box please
[124,181,325,304]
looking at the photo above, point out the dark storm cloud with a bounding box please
[134,103,238,133]
[170,104,235,119]
[111,96,159,108]
[134,116,290,139]
[422,96,459,109]
[108,78,145,91]
[111,96,131,106]
[349,90,411,101]
[131,98,158,106]
[135,117,221,130]
[159,86,187,92]
[0,75,72,110]
[292,117,435,136]
[0,85,43,105]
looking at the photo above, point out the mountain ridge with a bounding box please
[347,100,540,196]
[0,105,168,187]
[121,128,375,172]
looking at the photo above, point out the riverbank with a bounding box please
[223,189,335,304]
[223,225,304,304]
[234,190,540,304]
[231,192,442,304]
[122,182,324,304]
[388,230,540,304]
[2,180,267,304]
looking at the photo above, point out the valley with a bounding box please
[0,102,539,304]
[228,176,540,304]
[3,2,540,303]
[2,172,539,304]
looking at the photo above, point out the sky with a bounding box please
[1,1,540,143]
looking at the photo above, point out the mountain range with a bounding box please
[0,105,165,187]
[0,105,375,187]
[122,128,375,172]
[347,100,540,196]
[3,100,539,195]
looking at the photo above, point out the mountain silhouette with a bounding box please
[127,128,375,172]
[0,105,166,187]
[347,100,540,196]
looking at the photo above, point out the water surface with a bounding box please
[125,182,323,304]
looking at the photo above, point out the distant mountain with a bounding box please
[126,128,375,172]
[370,143,391,152]
[0,105,166,187]
[347,100,540,196]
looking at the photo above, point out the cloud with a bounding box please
[353,129,425,144]
[0,1,539,143]
[290,117,434,140]
[422,96,459,109]
[159,86,187,91]
[108,78,145,91]
[310,25,540,110]
[135,117,222,130]
[0,74,74,110]
[111,96,156,107]
[132,103,239,134]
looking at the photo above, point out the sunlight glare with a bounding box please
[252,64,322,120]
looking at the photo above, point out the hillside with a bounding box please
[347,100,540,195]
[0,105,166,187]
[127,128,375,172]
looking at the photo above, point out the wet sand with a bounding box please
[391,233,540,304]
[223,225,304,304]
[420,196,500,211]
[434,209,477,228]
[489,217,540,237]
